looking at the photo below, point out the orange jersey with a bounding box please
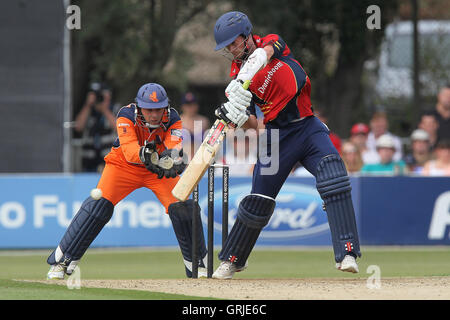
[104,104,183,167]
[99,104,183,211]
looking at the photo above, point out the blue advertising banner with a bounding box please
[359,177,450,245]
[0,174,177,248]
[202,176,335,246]
[0,174,334,248]
[0,174,448,248]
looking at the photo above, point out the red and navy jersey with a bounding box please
[230,34,313,127]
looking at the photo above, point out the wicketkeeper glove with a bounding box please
[139,141,163,177]
[157,149,188,179]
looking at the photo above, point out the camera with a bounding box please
[89,82,104,103]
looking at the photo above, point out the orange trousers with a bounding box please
[97,162,180,212]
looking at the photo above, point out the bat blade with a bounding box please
[171,80,250,202]
[172,119,228,201]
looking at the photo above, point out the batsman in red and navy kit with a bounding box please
[212,11,361,279]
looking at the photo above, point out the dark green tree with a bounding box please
[71,0,211,112]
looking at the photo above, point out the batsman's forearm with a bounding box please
[263,45,274,60]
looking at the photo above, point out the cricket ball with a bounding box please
[90,188,102,200]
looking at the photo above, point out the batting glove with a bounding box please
[225,79,253,107]
[215,102,249,128]
[215,80,252,128]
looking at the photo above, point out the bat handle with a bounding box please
[241,80,251,90]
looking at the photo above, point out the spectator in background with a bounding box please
[422,139,450,176]
[432,86,450,142]
[361,134,407,175]
[179,92,210,159]
[315,108,341,154]
[292,110,343,177]
[341,141,364,174]
[224,129,257,176]
[74,82,117,172]
[366,111,403,163]
[349,123,373,164]
[403,129,432,175]
[418,111,439,151]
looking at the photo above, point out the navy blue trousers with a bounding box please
[252,116,338,198]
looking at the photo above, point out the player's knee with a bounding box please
[237,194,276,229]
[316,154,351,202]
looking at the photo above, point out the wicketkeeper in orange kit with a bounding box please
[47,83,208,279]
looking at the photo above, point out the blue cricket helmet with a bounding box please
[135,83,169,109]
[214,11,252,51]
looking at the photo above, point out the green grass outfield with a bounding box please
[0,246,449,299]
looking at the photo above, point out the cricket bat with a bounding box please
[172,80,251,201]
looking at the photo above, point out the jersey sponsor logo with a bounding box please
[118,122,130,133]
[171,129,182,138]
[149,91,158,102]
[257,61,283,95]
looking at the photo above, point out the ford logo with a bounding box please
[198,182,329,240]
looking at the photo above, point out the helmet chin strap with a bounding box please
[241,36,251,61]
[146,123,160,129]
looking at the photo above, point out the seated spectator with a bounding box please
[361,134,407,175]
[366,111,403,163]
[431,86,450,142]
[418,111,440,151]
[349,123,374,164]
[224,129,257,176]
[403,129,432,175]
[179,92,210,159]
[341,141,364,174]
[74,82,117,172]
[422,139,450,176]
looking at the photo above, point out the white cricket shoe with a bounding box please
[212,261,248,280]
[47,264,66,280]
[336,254,359,273]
